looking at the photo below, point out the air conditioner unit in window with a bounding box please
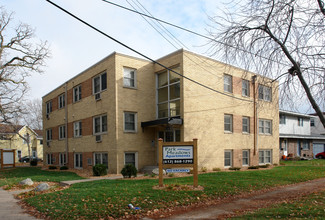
[95,93,101,101]
[47,141,51,147]
[46,114,50,120]
[95,135,102,142]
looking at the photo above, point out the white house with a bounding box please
[279,110,325,158]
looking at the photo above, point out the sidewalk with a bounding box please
[60,174,124,186]
[0,188,37,220]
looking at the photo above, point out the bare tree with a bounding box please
[208,0,325,128]
[0,6,49,124]
[22,98,42,130]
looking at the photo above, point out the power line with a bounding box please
[45,0,253,103]
[101,0,291,67]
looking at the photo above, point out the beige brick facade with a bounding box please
[43,50,279,173]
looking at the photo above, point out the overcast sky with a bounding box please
[3,0,225,100]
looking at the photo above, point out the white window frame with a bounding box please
[47,153,54,165]
[224,150,232,167]
[242,150,250,166]
[258,85,272,101]
[74,153,83,169]
[259,119,272,135]
[124,152,138,169]
[123,67,136,88]
[58,93,65,109]
[59,153,67,166]
[224,114,233,133]
[302,140,310,150]
[59,125,66,140]
[259,149,272,164]
[242,79,250,97]
[242,116,250,133]
[280,114,286,124]
[73,85,82,102]
[310,118,315,127]
[46,101,52,114]
[224,74,233,93]
[124,112,137,132]
[298,117,304,127]
[93,152,108,167]
[93,114,107,135]
[46,129,52,142]
[74,121,82,137]
[93,72,107,94]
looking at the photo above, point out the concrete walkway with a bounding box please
[60,174,137,185]
[0,188,37,220]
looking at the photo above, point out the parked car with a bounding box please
[315,152,325,159]
[19,156,41,163]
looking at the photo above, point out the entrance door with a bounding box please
[283,139,288,156]
[297,140,301,157]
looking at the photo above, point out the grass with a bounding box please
[21,160,325,219]
[0,167,83,187]
[233,190,325,219]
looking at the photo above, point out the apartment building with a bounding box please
[279,110,325,158]
[43,49,279,173]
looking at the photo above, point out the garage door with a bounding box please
[313,143,325,158]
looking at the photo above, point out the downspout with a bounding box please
[65,83,69,165]
[252,75,257,156]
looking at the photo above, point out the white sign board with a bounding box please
[163,146,193,164]
[3,151,14,164]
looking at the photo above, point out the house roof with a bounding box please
[279,110,315,118]
[34,129,43,138]
[0,124,24,134]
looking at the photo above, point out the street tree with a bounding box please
[0,6,49,124]
[208,0,325,128]
[22,98,42,130]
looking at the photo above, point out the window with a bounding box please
[59,153,66,166]
[310,118,315,127]
[242,116,250,133]
[258,85,272,101]
[298,117,304,126]
[59,125,66,140]
[94,152,108,167]
[17,150,21,159]
[242,150,249,166]
[124,112,137,132]
[93,115,107,134]
[158,129,181,142]
[259,119,272,135]
[157,67,181,118]
[123,67,136,88]
[93,72,107,94]
[224,114,233,132]
[40,140,43,145]
[224,74,232,93]
[74,121,82,137]
[58,93,65,109]
[23,134,31,144]
[73,85,82,102]
[302,140,310,150]
[259,149,272,164]
[242,79,250,97]
[74,153,83,169]
[46,129,52,142]
[32,149,37,158]
[280,114,286,124]
[47,153,54,165]
[46,101,52,114]
[125,152,137,168]
[224,150,232,167]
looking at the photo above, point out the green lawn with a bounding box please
[0,167,83,187]
[233,190,325,219]
[21,160,325,219]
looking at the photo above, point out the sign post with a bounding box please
[158,138,198,187]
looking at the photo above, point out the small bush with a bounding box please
[229,167,241,171]
[201,167,207,172]
[49,166,57,170]
[30,159,38,166]
[273,163,278,166]
[151,173,156,177]
[168,173,175,177]
[213,167,221,172]
[121,164,137,178]
[93,164,108,176]
[259,164,271,168]
[60,166,69,170]
[248,166,259,169]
